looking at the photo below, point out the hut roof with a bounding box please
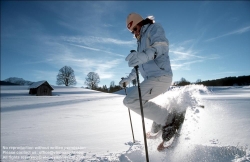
[29,81,54,90]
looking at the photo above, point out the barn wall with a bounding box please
[29,88,37,95]
[36,85,52,96]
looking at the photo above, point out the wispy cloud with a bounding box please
[170,50,220,71]
[205,25,250,42]
[171,60,204,70]
[103,23,113,27]
[170,50,205,59]
[42,1,127,36]
[30,58,121,86]
[32,70,58,84]
[60,36,134,58]
[49,48,123,80]
[68,43,125,57]
[62,36,134,46]
[68,44,101,52]
[169,38,221,71]
[18,31,124,86]
[68,58,123,80]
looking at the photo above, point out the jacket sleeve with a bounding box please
[128,68,136,81]
[144,23,169,60]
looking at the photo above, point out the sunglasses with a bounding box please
[131,27,137,34]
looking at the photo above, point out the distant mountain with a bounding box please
[3,77,34,85]
[0,81,20,85]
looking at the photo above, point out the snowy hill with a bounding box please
[1,85,250,161]
[3,77,34,85]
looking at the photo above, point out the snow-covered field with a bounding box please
[1,85,250,162]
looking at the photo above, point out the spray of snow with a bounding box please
[152,85,209,114]
[115,85,249,162]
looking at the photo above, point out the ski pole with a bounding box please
[121,78,135,143]
[131,50,149,162]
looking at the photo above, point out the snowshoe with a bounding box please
[157,111,186,151]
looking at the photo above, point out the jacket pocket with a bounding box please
[154,54,167,70]
[143,60,161,74]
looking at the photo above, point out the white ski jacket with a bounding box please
[128,23,173,80]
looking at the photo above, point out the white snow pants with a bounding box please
[123,75,172,126]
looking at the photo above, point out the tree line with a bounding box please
[56,66,250,92]
[174,76,250,86]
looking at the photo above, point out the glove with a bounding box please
[119,68,136,88]
[119,77,131,88]
[125,51,149,67]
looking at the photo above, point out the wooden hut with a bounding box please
[29,81,54,96]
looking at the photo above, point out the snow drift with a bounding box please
[1,85,250,161]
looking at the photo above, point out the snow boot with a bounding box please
[151,121,162,133]
[147,121,162,139]
[162,111,185,142]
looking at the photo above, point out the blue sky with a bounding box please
[1,1,250,87]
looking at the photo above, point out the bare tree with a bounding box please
[56,66,77,86]
[110,81,115,88]
[178,77,190,86]
[85,72,100,89]
[196,79,202,84]
[109,81,122,93]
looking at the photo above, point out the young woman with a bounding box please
[119,13,185,151]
